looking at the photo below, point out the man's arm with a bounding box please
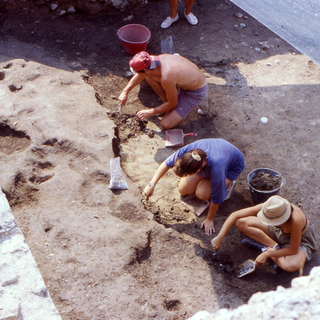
[153,79,178,113]
[136,79,178,120]
[118,73,145,106]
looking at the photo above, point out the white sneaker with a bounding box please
[184,11,198,25]
[225,181,236,201]
[161,14,179,29]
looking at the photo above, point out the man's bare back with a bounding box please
[157,54,207,91]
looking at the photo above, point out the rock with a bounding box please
[123,15,134,21]
[189,266,320,320]
[235,12,244,19]
[67,7,76,13]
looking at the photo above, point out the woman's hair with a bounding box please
[173,149,206,177]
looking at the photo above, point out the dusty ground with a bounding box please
[1,0,320,319]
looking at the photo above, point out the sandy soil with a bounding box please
[0,0,320,319]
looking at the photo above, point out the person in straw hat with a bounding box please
[211,195,317,273]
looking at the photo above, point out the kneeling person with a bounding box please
[118,51,208,129]
[144,138,245,235]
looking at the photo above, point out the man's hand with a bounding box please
[118,92,128,107]
[200,218,215,236]
[136,109,154,120]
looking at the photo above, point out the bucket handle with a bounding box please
[280,176,286,188]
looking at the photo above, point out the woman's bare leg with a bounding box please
[236,216,277,248]
[272,250,307,273]
[195,178,211,200]
[180,176,231,200]
[178,174,204,196]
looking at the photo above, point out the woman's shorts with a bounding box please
[268,225,318,261]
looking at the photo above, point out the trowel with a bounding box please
[181,194,209,216]
[235,259,256,278]
[165,129,197,147]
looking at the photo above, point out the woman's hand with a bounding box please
[211,235,222,251]
[255,251,269,265]
[200,218,215,236]
[144,184,154,200]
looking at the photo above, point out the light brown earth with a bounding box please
[0,0,319,319]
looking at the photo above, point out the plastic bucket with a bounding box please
[247,168,285,205]
[117,24,151,55]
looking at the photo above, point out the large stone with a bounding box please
[189,266,320,320]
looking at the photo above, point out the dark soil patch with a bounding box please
[250,171,282,191]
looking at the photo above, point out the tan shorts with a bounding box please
[268,225,318,261]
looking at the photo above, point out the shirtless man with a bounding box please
[118,51,208,129]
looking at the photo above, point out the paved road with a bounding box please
[231,0,320,66]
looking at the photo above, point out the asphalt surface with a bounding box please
[230,0,320,66]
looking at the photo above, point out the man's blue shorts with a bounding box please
[175,83,208,118]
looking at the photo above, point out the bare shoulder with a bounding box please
[159,53,193,67]
[291,203,306,224]
[159,54,205,89]
[159,55,180,81]
[292,203,305,215]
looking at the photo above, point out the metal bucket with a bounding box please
[247,168,285,205]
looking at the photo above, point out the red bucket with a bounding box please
[117,24,151,55]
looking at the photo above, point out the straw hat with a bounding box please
[257,195,291,226]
